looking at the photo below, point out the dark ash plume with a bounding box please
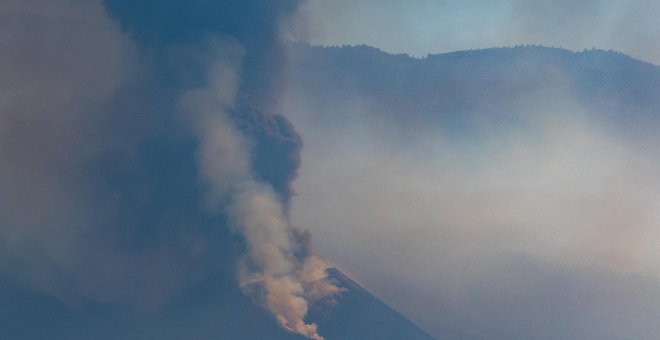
[0,0,339,338]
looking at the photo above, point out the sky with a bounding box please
[284,0,660,64]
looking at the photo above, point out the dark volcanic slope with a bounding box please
[309,268,435,340]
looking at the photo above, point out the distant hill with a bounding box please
[285,43,660,140]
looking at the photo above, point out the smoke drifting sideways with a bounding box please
[282,45,660,339]
[0,0,338,339]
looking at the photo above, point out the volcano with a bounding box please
[307,268,434,339]
[1,267,437,339]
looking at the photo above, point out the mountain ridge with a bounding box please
[287,41,660,68]
[284,41,660,142]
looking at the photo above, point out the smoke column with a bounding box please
[179,39,336,339]
[0,0,339,339]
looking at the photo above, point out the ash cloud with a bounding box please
[179,43,334,338]
[0,0,337,338]
[283,44,660,339]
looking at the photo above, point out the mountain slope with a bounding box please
[309,268,436,340]
[285,43,660,139]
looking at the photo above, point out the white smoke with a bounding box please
[180,40,338,340]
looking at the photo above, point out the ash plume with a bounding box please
[180,44,337,338]
[0,0,339,339]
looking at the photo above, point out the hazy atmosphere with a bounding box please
[283,1,660,338]
[282,44,660,338]
[2,1,660,339]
